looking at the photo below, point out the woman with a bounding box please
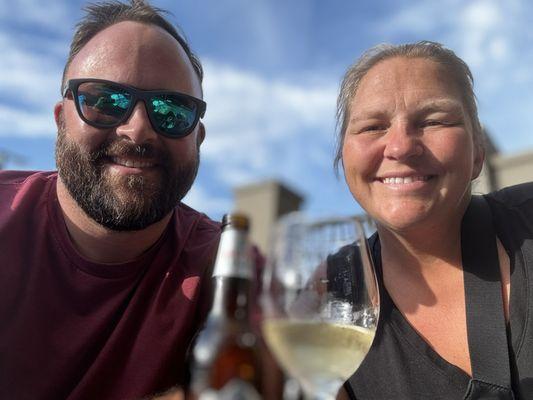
[335,41,533,399]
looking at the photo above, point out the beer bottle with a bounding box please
[189,213,262,399]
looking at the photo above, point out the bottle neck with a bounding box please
[211,229,252,280]
[210,276,252,320]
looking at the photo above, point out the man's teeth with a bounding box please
[382,176,429,184]
[111,157,154,168]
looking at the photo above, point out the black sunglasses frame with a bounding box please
[63,78,207,139]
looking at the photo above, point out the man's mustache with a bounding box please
[89,139,162,163]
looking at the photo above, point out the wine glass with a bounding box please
[261,213,379,400]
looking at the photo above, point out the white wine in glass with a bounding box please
[261,214,379,400]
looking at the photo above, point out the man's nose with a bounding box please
[115,101,158,144]
[383,121,423,161]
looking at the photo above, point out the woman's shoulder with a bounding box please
[486,182,533,208]
[484,182,533,238]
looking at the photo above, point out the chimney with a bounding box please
[234,180,303,253]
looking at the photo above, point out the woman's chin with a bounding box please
[376,211,445,237]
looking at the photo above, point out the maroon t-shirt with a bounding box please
[0,171,221,400]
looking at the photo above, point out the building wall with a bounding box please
[473,150,533,194]
[234,180,303,253]
[491,151,533,189]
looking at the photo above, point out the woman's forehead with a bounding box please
[350,57,466,115]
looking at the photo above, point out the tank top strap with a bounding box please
[461,195,515,399]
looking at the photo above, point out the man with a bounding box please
[0,1,220,399]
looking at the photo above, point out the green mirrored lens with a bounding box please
[77,82,132,125]
[149,95,197,135]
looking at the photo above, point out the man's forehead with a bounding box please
[72,21,179,63]
[66,20,201,94]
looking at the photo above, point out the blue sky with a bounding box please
[1,0,533,220]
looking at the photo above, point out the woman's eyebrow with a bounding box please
[415,98,464,115]
[349,110,389,125]
[349,99,464,124]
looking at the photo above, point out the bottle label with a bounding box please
[212,230,252,279]
[198,379,261,400]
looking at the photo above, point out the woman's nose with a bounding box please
[383,121,423,161]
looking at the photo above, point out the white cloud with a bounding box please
[182,184,232,218]
[0,27,65,137]
[0,0,72,34]
[378,1,447,36]
[462,0,500,28]
[0,104,56,137]
[375,0,517,69]
[488,36,508,61]
[203,62,336,134]
[457,1,504,68]
[201,60,338,188]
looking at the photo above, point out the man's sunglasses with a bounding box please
[63,78,206,139]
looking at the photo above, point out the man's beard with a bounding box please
[55,123,200,231]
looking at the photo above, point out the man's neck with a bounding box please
[56,178,172,264]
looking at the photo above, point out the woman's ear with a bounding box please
[471,142,485,180]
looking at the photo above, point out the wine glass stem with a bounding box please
[304,392,336,400]
[306,395,335,400]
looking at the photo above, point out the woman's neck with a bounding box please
[378,218,463,271]
[377,216,465,312]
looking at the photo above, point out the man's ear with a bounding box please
[197,122,206,146]
[54,101,64,129]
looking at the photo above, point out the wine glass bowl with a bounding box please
[261,213,379,399]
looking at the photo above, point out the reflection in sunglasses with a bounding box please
[64,78,206,138]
